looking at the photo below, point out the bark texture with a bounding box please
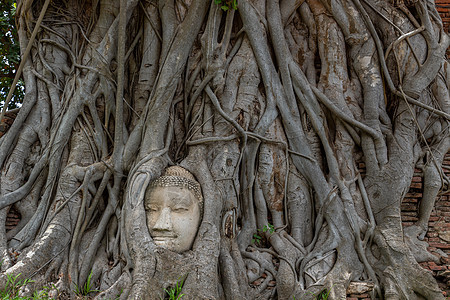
[1,0,449,299]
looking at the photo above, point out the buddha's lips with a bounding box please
[152,235,177,240]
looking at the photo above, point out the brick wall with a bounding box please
[5,207,20,231]
[349,154,450,299]
[436,0,450,32]
[407,1,449,296]
[402,156,450,297]
[436,0,450,57]
[347,3,450,298]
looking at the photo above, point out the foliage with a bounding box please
[163,277,186,300]
[292,285,333,300]
[73,270,99,297]
[0,0,23,110]
[29,286,52,300]
[214,0,238,11]
[313,289,332,300]
[263,223,275,234]
[309,285,333,300]
[31,287,52,300]
[252,232,262,244]
[0,273,35,299]
[0,272,57,299]
[252,223,275,244]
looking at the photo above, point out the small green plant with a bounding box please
[0,273,34,299]
[74,270,100,296]
[214,0,238,11]
[314,289,331,300]
[263,223,275,234]
[163,276,186,300]
[113,288,124,300]
[292,285,334,300]
[0,272,57,299]
[31,286,51,300]
[252,232,262,244]
[252,223,275,244]
[309,285,334,300]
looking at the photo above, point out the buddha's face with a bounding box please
[145,186,201,253]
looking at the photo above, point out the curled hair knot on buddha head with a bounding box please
[149,166,203,207]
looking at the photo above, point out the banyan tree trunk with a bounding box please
[0,0,449,299]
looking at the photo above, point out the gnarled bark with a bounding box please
[1,0,448,299]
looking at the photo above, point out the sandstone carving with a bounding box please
[144,166,203,252]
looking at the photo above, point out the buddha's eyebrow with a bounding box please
[170,196,193,207]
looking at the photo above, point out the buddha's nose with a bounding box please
[153,207,173,231]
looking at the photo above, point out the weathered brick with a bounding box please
[402,212,418,216]
[405,192,422,198]
[411,176,422,182]
[410,182,423,188]
[427,232,439,238]
[429,262,448,271]
[439,201,450,207]
[402,216,419,221]
[401,204,417,211]
[429,243,450,249]
[436,206,450,212]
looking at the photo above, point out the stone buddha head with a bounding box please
[144,166,203,253]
